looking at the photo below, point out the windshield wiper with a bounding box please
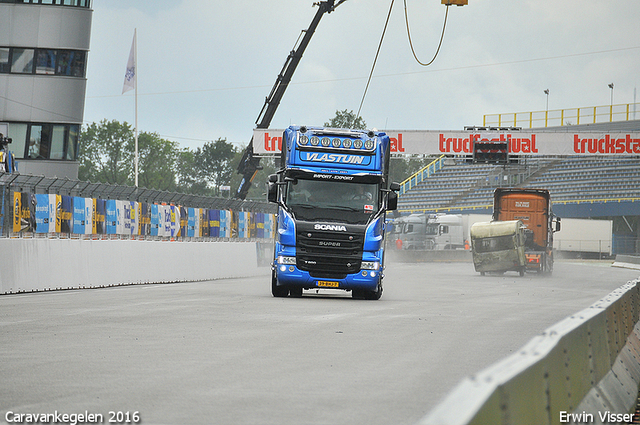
[325,205,362,212]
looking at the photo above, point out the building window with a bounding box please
[66,125,78,160]
[11,48,34,73]
[57,50,86,76]
[6,123,78,161]
[0,0,91,6]
[0,47,9,73]
[50,125,66,159]
[7,123,27,161]
[36,49,56,74]
[1,47,85,77]
[28,124,50,159]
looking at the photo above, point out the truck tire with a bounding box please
[352,289,365,299]
[364,281,383,300]
[289,287,303,298]
[271,271,289,298]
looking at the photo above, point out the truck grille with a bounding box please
[296,226,364,278]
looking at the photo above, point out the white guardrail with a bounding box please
[420,271,640,425]
[0,238,273,295]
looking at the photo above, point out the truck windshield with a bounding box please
[285,178,379,225]
[425,224,439,236]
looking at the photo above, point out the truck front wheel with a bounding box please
[289,287,303,297]
[364,281,383,300]
[271,271,289,298]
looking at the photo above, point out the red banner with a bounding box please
[254,129,640,156]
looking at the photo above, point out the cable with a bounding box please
[84,46,640,99]
[404,0,449,67]
[0,94,83,122]
[355,0,395,125]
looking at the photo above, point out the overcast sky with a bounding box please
[84,0,640,150]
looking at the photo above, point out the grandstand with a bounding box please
[395,119,640,253]
[397,156,640,214]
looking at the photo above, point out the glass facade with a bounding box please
[10,48,34,73]
[7,122,79,161]
[56,50,85,77]
[7,124,27,162]
[0,47,9,73]
[2,47,86,77]
[0,0,91,7]
[35,49,56,74]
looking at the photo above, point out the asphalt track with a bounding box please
[1,260,639,425]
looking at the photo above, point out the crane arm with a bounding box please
[235,0,347,200]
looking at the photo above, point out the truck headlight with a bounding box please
[364,139,375,150]
[361,261,380,270]
[278,256,296,265]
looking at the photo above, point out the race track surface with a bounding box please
[1,260,638,425]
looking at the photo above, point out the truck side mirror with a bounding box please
[387,191,398,211]
[267,182,278,203]
[267,174,278,203]
[555,217,561,232]
[390,182,400,191]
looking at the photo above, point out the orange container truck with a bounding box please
[492,188,561,274]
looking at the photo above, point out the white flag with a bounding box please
[122,30,136,94]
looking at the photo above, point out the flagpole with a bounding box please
[122,30,138,186]
[134,28,139,187]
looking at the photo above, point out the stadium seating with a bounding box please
[396,156,640,213]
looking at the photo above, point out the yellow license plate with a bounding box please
[317,281,340,288]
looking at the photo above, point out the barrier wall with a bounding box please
[614,255,640,270]
[420,277,640,425]
[9,191,275,240]
[0,239,272,295]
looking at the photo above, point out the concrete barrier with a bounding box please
[420,278,640,425]
[613,255,640,270]
[0,238,271,294]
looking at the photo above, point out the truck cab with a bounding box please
[268,126,399,299]
[470,220,527,276]
[399,213,464,250]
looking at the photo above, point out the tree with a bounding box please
[79,119,133,185]
[175,148,201,194]
[79,120,183,191]
[324,109,367,130]
[78,120,248,197]
[194,138,237,196]
[136,132,178,191]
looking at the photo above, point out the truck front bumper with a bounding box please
[273,263,381,291]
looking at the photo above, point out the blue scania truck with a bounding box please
[267,125,399,300]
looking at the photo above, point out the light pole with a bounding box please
[608,83,614,121]
[544,89,549,111]
[544,89,549,126]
